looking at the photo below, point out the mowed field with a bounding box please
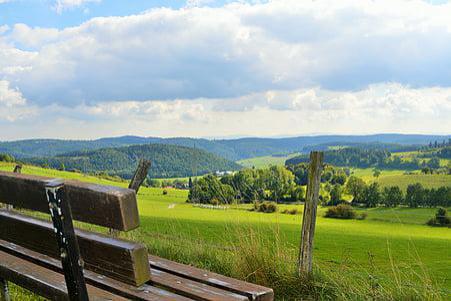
[1,162,450,300]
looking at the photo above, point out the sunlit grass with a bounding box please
[1,162,450,299]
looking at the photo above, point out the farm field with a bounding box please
[1,162,450,300]
[237,153,300,168]
[351,167,451,190]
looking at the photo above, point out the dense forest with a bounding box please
[1,134,449,161]
[25,144,241,178]
[286,147,447,171]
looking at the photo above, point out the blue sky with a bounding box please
[0,0,252,28]
[0,0,450,139]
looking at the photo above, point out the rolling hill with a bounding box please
[25,144,241,179]
[1,134,449,161]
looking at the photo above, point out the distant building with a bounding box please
[214,170,234,177]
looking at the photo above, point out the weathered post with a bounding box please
[109,159,151,237]
[13,164,22,174]
[129,159,152,193]
[298,151,324,276]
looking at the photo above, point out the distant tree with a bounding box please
[329,184,343,206]
[266,166,295,202]
[382,186,403,207]
[406,183,425,208]
[331,171,347,185]
[290,186,305,202]
[427,157,441,169]
[363,182,381,207]
[345,176,367,203]
[372,169,381,178]
[188,177,193,189]
[427,207,451,227]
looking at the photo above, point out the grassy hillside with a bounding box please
[26,144,241,179]
[1,162,450,300]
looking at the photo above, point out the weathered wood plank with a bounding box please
[0,171,139,231]
[0,250,129,301]
[149,269,248,301]
[0,240,194,301]
[298,151,323,275]
[149,255,274,301]
[0,210,150,286]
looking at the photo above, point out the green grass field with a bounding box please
[1,162,450,300]
[352,168,451,190]
[237,153,300,168]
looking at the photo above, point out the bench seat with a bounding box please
[0,240,274,301]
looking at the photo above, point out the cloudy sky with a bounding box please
[0,0,450,140]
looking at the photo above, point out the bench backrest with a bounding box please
[0,171,139,231]
[0,171,151,286]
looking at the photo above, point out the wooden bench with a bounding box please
[0,169,274,301]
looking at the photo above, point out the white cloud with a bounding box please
[0,80,35,122]
[1,83,449,139]
[1,0,451,138]
[3,0,451,107]
[53,0,101,14]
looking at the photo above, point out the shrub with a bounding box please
[324,204,357,219]
[162,190,168,195]
[253,201,278,213]
[356,212,368,220]
[282,208,300,215]
[427,207,451,227]
[210,198,220,206]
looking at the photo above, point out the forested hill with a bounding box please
[26,144,241,179]
[1,134,450,161]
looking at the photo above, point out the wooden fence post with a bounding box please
[129,159,151,193]
[109,159,151,237]
[298,151,324,276]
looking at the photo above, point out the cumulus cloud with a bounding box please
[2,0,451,106]
[0,80,35,122]
[1,0,450,138]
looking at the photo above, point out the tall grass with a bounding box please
[130,221,446,300]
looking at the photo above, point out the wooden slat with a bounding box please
[0,210,150,286]
[149,269,248,301]
[0,250,129,301]
[149,255,274,301]
[0,171,139,231]
[0,240,194,301]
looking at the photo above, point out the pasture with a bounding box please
[237,153,300,168]
[1,162,450,300]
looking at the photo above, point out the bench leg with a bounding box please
[0,278,10,301]
[45,181,89,301]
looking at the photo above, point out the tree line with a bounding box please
[188,165,354,204]
[286,147,449,172]
[344,177,450,208]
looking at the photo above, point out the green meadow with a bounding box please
[1,162,450,300]
[237,153,300,168]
